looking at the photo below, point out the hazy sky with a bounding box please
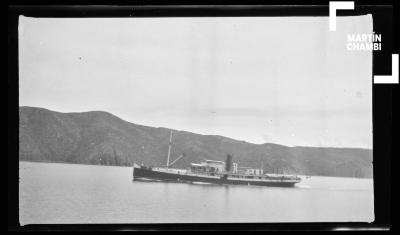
[19,16,372,148]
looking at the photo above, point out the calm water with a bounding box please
[19,161,374,224]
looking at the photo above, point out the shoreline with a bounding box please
[18,160,373,179]
[19,159,132,168]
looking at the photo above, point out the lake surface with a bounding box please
[19,161,374,224]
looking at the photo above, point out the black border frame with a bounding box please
[8,2,396,231]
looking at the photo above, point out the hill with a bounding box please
[19,106,373,178]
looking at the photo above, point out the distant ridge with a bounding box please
[19,106,373,178]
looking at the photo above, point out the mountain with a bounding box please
[19,106,373,178]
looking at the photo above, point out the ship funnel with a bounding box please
[225,154,233,172]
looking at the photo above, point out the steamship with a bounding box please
[132,131,301,187]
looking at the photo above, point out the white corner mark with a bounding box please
[329,1,355,31]
[374,54,399,84]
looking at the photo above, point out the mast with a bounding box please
[166,130,173,169]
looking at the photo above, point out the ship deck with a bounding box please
[134,165,301,185]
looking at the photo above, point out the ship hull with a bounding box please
[133,166,299,187]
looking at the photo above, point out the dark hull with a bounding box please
[133,167,299,187]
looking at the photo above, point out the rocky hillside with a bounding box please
[19,106,373,178]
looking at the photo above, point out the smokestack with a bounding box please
[225,154,233,172]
